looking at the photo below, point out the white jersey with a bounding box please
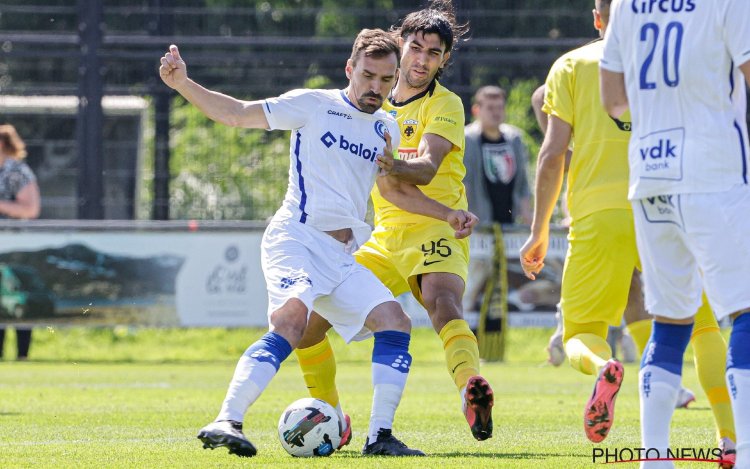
[601,0,750,199]
[262,89,400,247]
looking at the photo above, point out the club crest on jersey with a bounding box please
[374,120,388,141]
[402,119,418,139]
[388,110,397,117]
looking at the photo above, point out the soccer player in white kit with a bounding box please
[159,29,477,458]
[600,1,750,467]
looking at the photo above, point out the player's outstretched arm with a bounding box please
[376,131,476,238]
[376,176,477,239]
[159,44,269,129]
[389,133,452,185]
[520,115,571,280]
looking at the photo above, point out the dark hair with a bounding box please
[349,28,401,65]
[0,124,27,159]
[394,0,468,54]
[473,86,507,106]
[392,0,468,79]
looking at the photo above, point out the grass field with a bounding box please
[0,327,725,468]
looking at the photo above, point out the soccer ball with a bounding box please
[277,398,342,457]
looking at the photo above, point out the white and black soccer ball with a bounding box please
[277,398,342,457]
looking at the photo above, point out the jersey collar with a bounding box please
[388,79,437,107]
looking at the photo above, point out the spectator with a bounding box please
[464,85,531,227]
[0,124,41,361]
[463,86,531,329]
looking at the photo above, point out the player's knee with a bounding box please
[269,299,309,348]
[366,301,412,333]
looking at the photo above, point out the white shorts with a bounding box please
[632,184,750,320]
[261,220,395,342]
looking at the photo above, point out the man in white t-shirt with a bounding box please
[600,1,750,467]
[159,29,477,458]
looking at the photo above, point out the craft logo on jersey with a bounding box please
[374,120,388,141]
[320,131,378,162]
[327,109,352,120]
[402,119,418,139]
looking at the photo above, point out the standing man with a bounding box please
[160,28,475,458]
[464,85,531,228]
[296,0,495,444]
[463,86,532,329]
[600,0,750,467]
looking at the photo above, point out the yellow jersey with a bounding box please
[372,80,467,224]
[543,40,632,221]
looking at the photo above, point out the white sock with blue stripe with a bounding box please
[639,322,692,469]
[217,332,292,423]
[727,313,750,468]
[367,331,412,444]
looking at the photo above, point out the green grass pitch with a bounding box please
[0,327,722,468]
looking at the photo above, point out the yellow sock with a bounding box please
[439,319,480,389]
[627,319,653,355]
[295,335,339,408]
[692,297,736,442]
[564,333,611,375]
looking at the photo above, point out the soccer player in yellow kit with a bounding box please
[521,1,734,455]
[295,0,495,448]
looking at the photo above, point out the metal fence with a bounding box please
[4,1,739,221]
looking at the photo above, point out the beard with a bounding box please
[405,68,433,90]
[357,93,383,114]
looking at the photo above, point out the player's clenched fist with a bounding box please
[159,44,188,90]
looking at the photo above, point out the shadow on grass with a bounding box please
[428,451,568,459]
[334,450,568,459]
[0,412,22,416]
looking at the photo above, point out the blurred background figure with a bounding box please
[0,124,42,361]
[463,86,532,331]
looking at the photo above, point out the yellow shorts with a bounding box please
[355,221,469,304]
[561,209,640,327]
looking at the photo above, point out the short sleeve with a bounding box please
[543,55,575,126]
[423,94,465,150]
[724,0,750,67]
[7,162,36,197]
[262,89,322,131]
[600,3,624,73]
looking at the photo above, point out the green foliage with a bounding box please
[501,78,545,165]
[166,96,289,220]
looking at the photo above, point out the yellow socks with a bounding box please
[564,333,611,375]
[692,299,735,442]
[439,319,481,389]
[295,335,339,408]
[626,319,653,355]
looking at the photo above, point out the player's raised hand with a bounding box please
[159,45,188,90]
[447,209,479,239]
[376,131,394,176]
[519,232,549,280]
